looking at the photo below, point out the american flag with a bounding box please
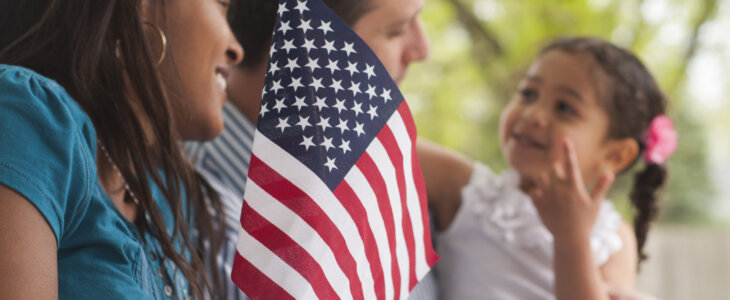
[231,0,438,299]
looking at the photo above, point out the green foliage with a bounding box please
[403,0,720,224]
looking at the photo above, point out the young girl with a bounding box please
[0,0,242,299]
[418,37,677,299]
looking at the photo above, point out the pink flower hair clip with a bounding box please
[642,115,678,165]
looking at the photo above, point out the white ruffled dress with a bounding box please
[435,163,623,300]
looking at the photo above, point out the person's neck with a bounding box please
[227,64,267,125]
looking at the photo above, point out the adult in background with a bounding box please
[185,0,435,298]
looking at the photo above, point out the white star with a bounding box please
[325,59,340,74]
[278,20,292,35]
[277,2,289,17]
[269,43,276,56]
[310,76,325,92]
[259,103,270,117]
[300,135,315,150]
[320,136,335,151]
[348,81,361,97]
[341,41,356,56]
[302,38,317,53]
[276,117,290,133]
[364,64,376,79]
[353,121,365,137]
[294,0,309,14]
[270,80,284,94]
[318,20,333,35]
[289,76,304,91]
[313,96,328,111]
[305,57,321,72]
[335,118,350,134]
[273,97,287,113]
[298,19,313,34]
[285,58,300,73]
[295,116,311,130]
[268,60,280,75]
[333,98,347,113]
[345,61,359,76]
[339,139,351,154]
[292,96,308,111]
[367,104,379,120]
[381,88,392,102]
[351,100,363,116]
[322,40,337,54]
[324,156,337,172]
[329,79,343,93]
[317,116,331,131]
[282,39,296,54]
[366,84,377,100]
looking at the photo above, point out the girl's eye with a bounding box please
[520,88,538,102]
[217,0,231,8]
[557,101,577,115]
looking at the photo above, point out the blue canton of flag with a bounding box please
[232,0,438,299]
[257,0,402,189]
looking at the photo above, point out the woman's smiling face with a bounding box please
[146,0,244,141]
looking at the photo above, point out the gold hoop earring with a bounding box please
[143,22,167,66]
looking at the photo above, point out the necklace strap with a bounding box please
[98,143,140,205]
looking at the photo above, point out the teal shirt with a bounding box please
[0,65,190,299]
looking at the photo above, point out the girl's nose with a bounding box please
[522,104,549,127]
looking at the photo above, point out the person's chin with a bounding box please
[507,155,547,175]
[214,88,227,107]
[201,119,225,141]
[180,117,224,142]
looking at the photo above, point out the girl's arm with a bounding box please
[0,186,58,299]
[416,138,474,231]
[600,222,638,288]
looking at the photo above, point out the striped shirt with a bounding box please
[185,102,254,300]
[186,101,438,300]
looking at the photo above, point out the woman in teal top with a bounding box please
[0,1,243,299]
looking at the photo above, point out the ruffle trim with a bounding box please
[460,163,623,265]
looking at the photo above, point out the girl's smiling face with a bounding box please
[499,50,614,185]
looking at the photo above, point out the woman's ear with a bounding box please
[603,138,639,174]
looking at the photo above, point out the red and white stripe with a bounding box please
[232,103,438,299]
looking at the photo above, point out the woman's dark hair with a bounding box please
[0,0,224,298]
[540,37,668,264]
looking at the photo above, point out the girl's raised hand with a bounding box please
[527,137,615,240]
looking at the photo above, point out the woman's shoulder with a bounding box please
[0,64,99,243]
[1,64,66,101]
[0,64,91,123]
[0,64,96,150]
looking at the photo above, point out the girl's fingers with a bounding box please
[539,171,551,187]
[590,167,615,202]
[562,137,584,188]
[552,161,567,181]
